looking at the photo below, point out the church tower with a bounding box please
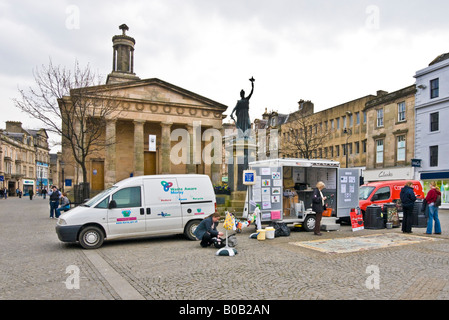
[106,24,140,84]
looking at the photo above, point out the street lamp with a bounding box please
[60,161,65,192]
[343,128,352,168]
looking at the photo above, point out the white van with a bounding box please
[56,174,216,249]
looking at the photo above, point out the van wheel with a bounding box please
[303,215,316,232]
[79,226,104,249]
[184,220,200,241]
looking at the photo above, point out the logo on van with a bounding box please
[158,212,171,217]
[161,181,173,192]
[121,210,131,217]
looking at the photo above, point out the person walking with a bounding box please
[48,186,61,219]
[42,187,47,200]
[425,181,442,235]
[400,181,416,233]
[312,181,327,236]
[29,188,34,200]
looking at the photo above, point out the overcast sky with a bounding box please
[1,0,449,151]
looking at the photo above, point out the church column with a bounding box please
[186,124,196,174]
[133,120,145,177]
[161,122,172,174]
[104,119,116,188]
[210,126,222,186]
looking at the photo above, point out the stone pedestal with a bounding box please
[225,135,256,215]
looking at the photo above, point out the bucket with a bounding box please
[323,208,333,217]
[386,222,393,229]
[257,229,266,241]
[265,227,275,240]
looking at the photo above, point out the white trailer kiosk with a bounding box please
[243,159,360,231]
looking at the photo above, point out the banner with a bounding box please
[350,208,364,232]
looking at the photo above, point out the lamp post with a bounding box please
[60,161,65,192]
[343,128,352,168]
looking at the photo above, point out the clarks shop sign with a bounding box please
[364,167,414,182]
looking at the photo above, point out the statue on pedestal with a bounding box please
[230,77,255,135]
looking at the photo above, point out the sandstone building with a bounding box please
[61,25,227,192]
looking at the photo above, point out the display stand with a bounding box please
[216,212,238,256]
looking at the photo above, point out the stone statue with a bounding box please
[230,77,255,134]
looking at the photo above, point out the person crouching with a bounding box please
[193,212,224,248]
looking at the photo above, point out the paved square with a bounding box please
[289,233,439,254]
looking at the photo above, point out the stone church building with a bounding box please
[61,25,227,192]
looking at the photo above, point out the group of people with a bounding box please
[48,186,70,219]
[194,180,444,248]
[400,181,442,234]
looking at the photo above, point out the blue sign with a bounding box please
[0,176,4,182]
[243,170,256,185]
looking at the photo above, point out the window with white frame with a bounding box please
[376,139,384,163]
[397,135,406,162]
[377,109,384,127]
[398,102,406,122]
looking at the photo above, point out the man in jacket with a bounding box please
[48,186,61,219]
[400,181,416,233]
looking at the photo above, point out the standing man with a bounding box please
[400,181,416,233]
[48,186,61,219]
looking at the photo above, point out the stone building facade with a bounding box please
[280,94,379,169]
[0,121,50,195]
[61,25,227,192]
[363,85,416,182]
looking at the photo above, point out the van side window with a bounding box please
[374,187,390,201]
[95,196,109,209]
[112,187,141,208]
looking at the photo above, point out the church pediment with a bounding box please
[87,78,227,112]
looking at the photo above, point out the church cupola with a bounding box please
[106,24,140,84]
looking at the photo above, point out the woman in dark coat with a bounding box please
[400,181,416,233]
[312,181,327,236]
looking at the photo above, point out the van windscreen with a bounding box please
[359,186,375,200]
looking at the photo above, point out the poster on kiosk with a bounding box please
[243,159,360,228]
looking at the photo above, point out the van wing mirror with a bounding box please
[109,200,117,209]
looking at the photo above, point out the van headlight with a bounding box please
[58,218,67,226]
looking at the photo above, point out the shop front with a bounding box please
[420,171,449,209]
[23,180,35,196]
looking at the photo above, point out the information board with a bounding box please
[249,166,282,220]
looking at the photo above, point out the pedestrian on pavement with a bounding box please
[193,212,224,248]
[48,186,61,219]
[29,188,34,200]
[3,187,7,199]
[42,187,47,200]
[400,181,416,233]
[312,181,327,236]
[56,193,70,218]
[425,181,442,235]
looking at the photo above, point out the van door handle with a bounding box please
[146,208,151,215]
[140,208,144,215]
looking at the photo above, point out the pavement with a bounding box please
[1,196,449,303]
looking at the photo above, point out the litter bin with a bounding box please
[384,203,400,228]
[365,205,385,229]
[412,199,427,228]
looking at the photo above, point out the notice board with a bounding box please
[249,166,283,221]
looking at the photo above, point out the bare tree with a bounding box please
[281,100,330,159]
[14,59,122,184]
